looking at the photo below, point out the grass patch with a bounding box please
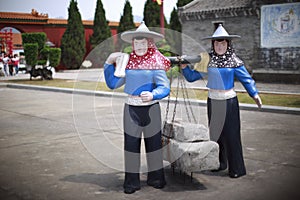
[1,78,300,108]
[237,92,300,108]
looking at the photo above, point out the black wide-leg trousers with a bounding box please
[207,97,246,176]
[123,103,165,189]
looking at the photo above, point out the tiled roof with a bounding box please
[47,18,67,25]
[179,0,253,13]
[0,11,48,20]
[0,11,136,27]
[0,11,49,25]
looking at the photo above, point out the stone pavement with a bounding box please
[0,82,299,200]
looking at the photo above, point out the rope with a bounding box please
[180,72,197,124]
[163,61,198,136]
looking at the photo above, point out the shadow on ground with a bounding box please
[60,168,211,193]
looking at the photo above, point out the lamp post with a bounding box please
[160,0,164,35]
[153,0,164,35]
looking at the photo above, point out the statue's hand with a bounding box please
[140,91,153,102]
[106,52,123,64]
[253,94,262,109]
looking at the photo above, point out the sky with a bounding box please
[0,0,178,22]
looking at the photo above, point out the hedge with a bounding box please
[23,43,38,67]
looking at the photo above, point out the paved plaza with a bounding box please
[0,83,299,200]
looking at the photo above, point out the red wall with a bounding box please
[0,23,106,53]
[0,23,117,69]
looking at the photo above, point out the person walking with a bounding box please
[2,54,10,77]
[104,22,171,193]
[8,54,14,76]
[12,54,20,76]
[181,24,262,178]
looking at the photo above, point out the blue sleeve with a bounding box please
[235,66,258,97]
[152,70,170,100]
[182,65,203,82]
[104,63,125,89]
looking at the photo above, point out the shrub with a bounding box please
[22,32,46,52]
[23,43,38,67]
[49,48,61,68]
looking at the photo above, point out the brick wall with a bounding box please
[258,48,300,70]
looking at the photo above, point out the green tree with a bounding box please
[61,0,86,69]
[169,8,181,33]
[143,0,161,27]
[117,0,135,33]
[89,0,112,49]
[167,0,193,55]
[168,0,193,33]
[168,8,182,55]
[177,0,193,7]
[117,0,136,51]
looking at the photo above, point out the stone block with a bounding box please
[162,136,219,173]
[163,121,210,142]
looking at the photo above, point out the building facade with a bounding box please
[178,0,300,83]
[0,10,140,69]
[0,10,121,54]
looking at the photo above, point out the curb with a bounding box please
[3,83,300,115]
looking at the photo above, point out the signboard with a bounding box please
[261,3,300,48]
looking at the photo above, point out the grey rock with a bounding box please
[162,136,220,173]
[163,121,210,142]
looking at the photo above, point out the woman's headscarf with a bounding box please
[208,40,244,68]
[126,38,171,71]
